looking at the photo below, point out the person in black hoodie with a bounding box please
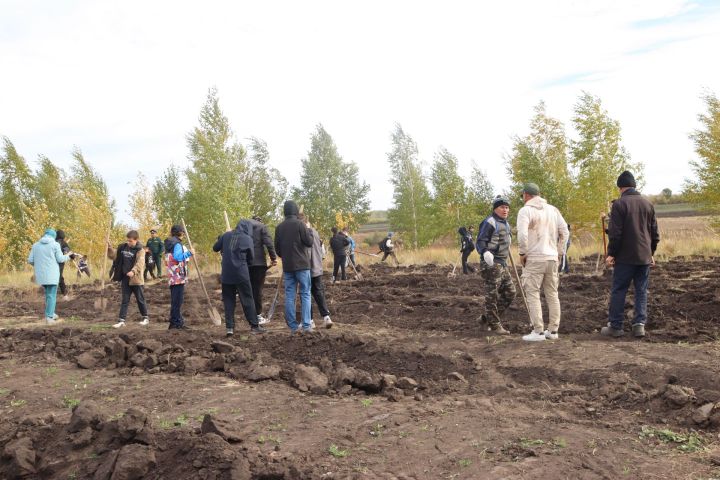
[55,230,76,300]
[247,216,278,325]
[330,227,350,283]
[274,200,314,333]
[213,220,265,336]
[458,226,476,274]
[106,230,148,328]
[601,171,660,339]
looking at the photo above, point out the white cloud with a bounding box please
[1,0,718,223]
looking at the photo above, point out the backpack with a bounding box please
[379,238,388,251]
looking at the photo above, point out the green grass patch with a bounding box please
[329,444,349,458]
[62,395,81,409]
[639,426,705,453]
[10,399,26,407]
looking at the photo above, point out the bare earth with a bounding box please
[1,259,719,479]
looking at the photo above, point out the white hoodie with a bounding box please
[517,196,569,261]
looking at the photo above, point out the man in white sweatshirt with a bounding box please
[516,183,570,341]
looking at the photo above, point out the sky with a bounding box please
[1,0,719,224]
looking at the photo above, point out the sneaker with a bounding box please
[250,326,267,334]
[544,330,559,340]
[490,324,510,335]
[323,315,333,329]
[45,317,56,325]
[258,315,269,325]
[522,331,546,342]
[302,325,315,334]
[139,317,149,326]
[52,313,59,320]
[113,320,126,329]
[632,323,645,338]
[226,328,234,337]
[600,325,624,338]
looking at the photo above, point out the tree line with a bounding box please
[1,89,718,272]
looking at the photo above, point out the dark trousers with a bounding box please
[59,263,67,295]
[461,250,475,274]
[311,275,330,318]
[144,263,156,281]
[382,250,399,265]
[222,282,258,330]
[249,266,268,315]
[169,284,185,328]
[333,255,347,281]
[608,263,650,329]
[152,253,163,277]
[119,277,148,320]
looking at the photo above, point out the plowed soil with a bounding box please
[1,259,720,479]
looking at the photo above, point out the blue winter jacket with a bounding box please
[28,235,70,285]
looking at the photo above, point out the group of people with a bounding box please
[470,170,659,341]
[28,170,658,340]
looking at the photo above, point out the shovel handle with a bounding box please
[99,222,111,296]
[180,219,215,310]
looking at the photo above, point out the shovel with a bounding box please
[181,218,222,326]
[348,257,363,281]
[223,211,232,232]
[94,225,111,310]
[356,250,380,258]
[508,251,533,329]
[448,253,462,278]
[266,274,283,321]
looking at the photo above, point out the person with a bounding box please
[458,226,476,274]
[107,230,149,329]
[330,227,350,283]
[55,230,76,301]
[559,224,571,274]
[28,229,70,324]
[475,197,515,334]
[274,200,314,333]
[143,246,156,281]
[303,214,333,328]
[247,216,278,325]
[146,229,164,278]
[342,228,356,266]
[77,255,91,277]
[378,232,400,265]
[517,183,569,342]
[213,220,265,336]
[601,171,660,339]
[164,225,195,330]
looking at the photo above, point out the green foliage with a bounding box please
[328,444,349,458]
[62,395,81,408]
[467,163,495,219]
[128,172,159,240]
[152,164,186,226]
[245,137,288,226]
[291,124,370,238]
[429,147,467,238]
[568,92,642,225]
[639,426,705,453]
[684,91,720,224]
[387,124,432,249]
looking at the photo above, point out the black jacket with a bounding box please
[330,233,349,257]
[458,227,475,253]
[111,242,144,281]
[247,218,277,267]
[607,189,660,265]
[213,221,254,284]
[274,201,313,272]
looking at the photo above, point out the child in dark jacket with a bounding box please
[143,246,156,281]
[458,226,476,274]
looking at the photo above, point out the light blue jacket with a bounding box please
[28,235,69,286]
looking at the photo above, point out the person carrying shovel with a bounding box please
[164,225,195,330]
[476,196,515,334]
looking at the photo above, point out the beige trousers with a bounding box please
[521,259,560,333]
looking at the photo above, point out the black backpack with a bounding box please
[379,238,388,251]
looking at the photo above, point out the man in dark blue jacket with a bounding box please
[476,196,516,334]
[213,220,265,336]
[601,171,660,339]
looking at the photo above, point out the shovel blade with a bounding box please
[210,307,222,326]
[94,297,107,310]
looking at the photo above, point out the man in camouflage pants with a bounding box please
[475,196,516,334]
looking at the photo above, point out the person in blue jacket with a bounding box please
[213,220,266,337]
[28,229,71,324]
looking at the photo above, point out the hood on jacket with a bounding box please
[164,236,181,254]
[237,219,253,235]
[283,200,299,217]
[40,235,55,244]
[525,196,547,210]
[458,226,467,236]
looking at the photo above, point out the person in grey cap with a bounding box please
[475,195,516,334]
[601,170,659,338]
[517,183,569,341]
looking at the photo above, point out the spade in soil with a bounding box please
[181,218,222,326]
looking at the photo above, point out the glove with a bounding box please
[483,251,494,266]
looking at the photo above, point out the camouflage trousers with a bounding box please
[481,263,517,326]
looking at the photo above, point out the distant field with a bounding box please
[654,202,714,217]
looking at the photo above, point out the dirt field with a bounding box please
[1,259,720,479]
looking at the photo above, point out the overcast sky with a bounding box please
[1,0,719,223]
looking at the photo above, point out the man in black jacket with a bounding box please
[247,216,278,325]
[601,171,660,338]
[107,230,148,329]
[274,201,314,333]
[330,227,350,283]
[213,220,265,336]
[55,230,76,300]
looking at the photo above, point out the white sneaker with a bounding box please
[113,320,126,329]
[323,315,333,328]
[544,330,558,340]
[522,331,546,342]
[45,317,56,325]
[52,313,59,320]
[258,315,269,325]
[139,318,149,326]
[62,295,70,301]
